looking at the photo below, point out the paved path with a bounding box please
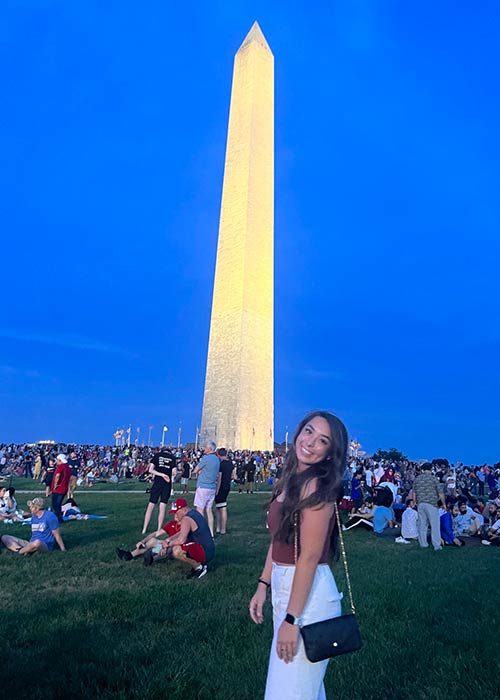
[14,489,270,495]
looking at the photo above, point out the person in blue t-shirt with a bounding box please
[0,497,66,555]
[193,442,220,536]
[373,487,400,539]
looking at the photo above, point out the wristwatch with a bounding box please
[284,612,302,626]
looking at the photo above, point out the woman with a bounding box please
[43,457,56,497]
[249,410,348,700]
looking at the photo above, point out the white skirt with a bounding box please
[264,563,343,700]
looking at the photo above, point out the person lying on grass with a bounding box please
[116,498,215,579]
[116,518,180,563]
[0,497,66,555]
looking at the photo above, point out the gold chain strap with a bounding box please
[294,503,357,615]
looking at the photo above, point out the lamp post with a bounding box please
[285,426,289,453]
[177,422,182,449]
[148,425,154,447]
[161,425,168,448]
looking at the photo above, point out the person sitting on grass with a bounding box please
[343,497,374,531]
[0,486,17,521]
[440,502,465,547]
[481,510,500,546]
[373,487,400,539]
[161,498,215,578]
[482,502,498,531]
[396,498,419,544]
[0,497,66,555]
[455,501,482,538]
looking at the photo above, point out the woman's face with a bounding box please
[295,416,332,470]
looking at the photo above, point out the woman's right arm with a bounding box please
[249,543,273,624]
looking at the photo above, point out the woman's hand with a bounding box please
[276,620,299,663]
[249,587,267,624]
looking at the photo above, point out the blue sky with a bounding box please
[1,1,499,463]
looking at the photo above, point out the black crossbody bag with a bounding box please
[294,503,363,662]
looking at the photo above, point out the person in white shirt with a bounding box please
[365,468,374,493]
[397,499,419,543]
[0,487,17,521]
[455,502,481,536]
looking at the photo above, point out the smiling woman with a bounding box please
[249,410,348,700]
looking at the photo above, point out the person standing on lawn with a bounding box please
[193,442,219,536]
[411,462,445,551]
[0,497,66,554]
[67,449,80,499]
[215,448,235,535]
[51,454,71,523]
[249,410,348,700]
[141,447,177,535]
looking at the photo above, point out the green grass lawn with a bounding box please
[2,482,499,700]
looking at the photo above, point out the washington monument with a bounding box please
[200,22,274,450]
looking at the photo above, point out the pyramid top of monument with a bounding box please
[238,21,273,55]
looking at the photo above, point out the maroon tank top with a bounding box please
[267,499,334,565]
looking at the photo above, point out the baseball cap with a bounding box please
[27,497,45,510]
[56,454,68,463]
[169,498,188,514]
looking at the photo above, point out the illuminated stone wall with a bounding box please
[201,23,274,450]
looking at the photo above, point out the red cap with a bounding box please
[163,520,181,536]
[169,498,188,514]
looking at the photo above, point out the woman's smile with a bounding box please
[295,416,332,469]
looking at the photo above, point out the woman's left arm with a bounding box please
[277,501,334,663]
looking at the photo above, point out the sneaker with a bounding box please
[190,564,207,580]
[143,549,154,566]
[116,548,133,561]
[481,540,491,546]
[395,537,410,544]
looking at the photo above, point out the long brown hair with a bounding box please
[272,410,348,552]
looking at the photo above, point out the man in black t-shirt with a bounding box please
[141,448,177,535]
[215,448,235,535]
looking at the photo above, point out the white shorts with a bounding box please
[194,487,216,510]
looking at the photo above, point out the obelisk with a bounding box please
[201,22,274,450]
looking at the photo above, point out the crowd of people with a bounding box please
[1,428,499,699]
[341,457,500,547]
[0,442,284,490]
